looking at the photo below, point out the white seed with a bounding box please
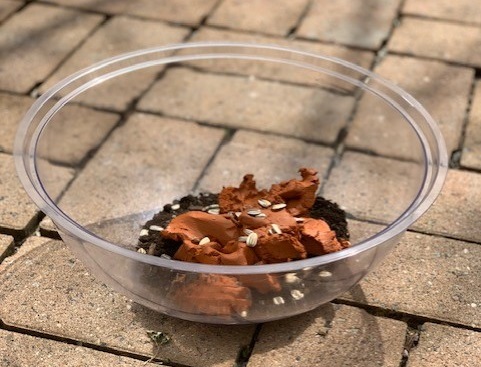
[284,273,301,284]
[256,213,267,218]
[271,224,282,234]
[240,310,248,318]
[199,237,211,246]
[258,199,272,208]
[295,217,305,223]
[318,270,332,278]
[137,248,147,254]
[235,211,242,218]
[171,204,180,210]
[273,296,285,305]
[139,229,149,237]
[160,254,171,260]
[244,228,254,235]
[290,289,305,300]
[246,232,258,247]
[207,208,220,215]
[238,236,248,242]
[149,225,164,231]
[271,203,287,211]
[247,209,262,216]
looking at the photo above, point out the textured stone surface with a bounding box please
[403,0,481,25]
[0,0,22,21]
[41,16,190,111]
[346,55,473,159]
[43,0,218,24]
[198,130,334,192]
[248,303,406,367]
[208,0,309,36]
[389,17,481,67]
[0,92,32,154]
[139,67,355,144]
[297,0,401,49]
[341,231,481,328]
[0,237,255,367]
[188,27,375,91]
[322,151,425,223]
[0,329,153,367]
[408,323,481,367]
[0,153,73,233]
[55,113,225,228]
[461,81,481,170]
[413,169,481,242]
[0,233,14,261]
[0,3,103,93]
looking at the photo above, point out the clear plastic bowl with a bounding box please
[15,43,447,324]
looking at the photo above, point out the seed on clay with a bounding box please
[284,273,301,284]
[295,217,305,223]
[273,296,285,305]
[235,211,242,218]
[247,209,262,216]
[290,289,305,300]
[171,204,180,210]
[160,254,171,260]
[207,208,220,215]
[271,224,282,234]
[256,213,267,218]
[271,203,287,211]
[318,270,332,278]
[139,229,149,237]
[258,199,272,208]
[149,225,164,231]
[199,237,211,246]
[137,248,147,254]
[246,232,258,247]
[238,236,248,242]
[244,228,254,235]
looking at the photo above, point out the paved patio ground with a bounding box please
[0,0,480,366]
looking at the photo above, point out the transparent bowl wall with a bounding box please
[15,43,447,324]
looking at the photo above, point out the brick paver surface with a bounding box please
[407,323,481,367]
[2,1,481,366]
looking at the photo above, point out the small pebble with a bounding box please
[171,204,180,210]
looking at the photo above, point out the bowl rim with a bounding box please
[14,41,449,274]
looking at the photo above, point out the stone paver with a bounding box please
[297,0,401,49]
[207,0,309,36]
[198,130,334,192]
[0,233,14,261]
[461,81,481,170]
[407,323,481,367]
[403,0,481,25]
[40,16,190,111]
[54,113,225,228]
[43,0,218,25]
[0,329,154,367]
[0,0,22,22]
[0,3,103,93]
[346,55,473,159]
[0,92,32,154]
[323,151,425,223]
[341,229,481,328]
[188,27,375,91]
[0,237,255,367]
[139,67,356,144]
[248,303,406,367]
[413,169,481,242]
[389,17,481,67]
[0,153,73,234]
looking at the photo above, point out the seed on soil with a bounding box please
[137,248,147,254]
[246,232,258,247]
[256,213,267,218]
[290,289,305,300]
[203,204,219,211]
[258,199,272,208]
[247,209,262,216]
[295,217,305,223]
[207,208,220,215]
[235,211,242,217]
[238,236,248,242]
[273,296,285,305]
[149,225,164,231]
[271,203,287,211]
[199,237,211,246]
[171,204,180,210]
[244,228,254,235]
[271,224,282,234]
[318,270,332,278]
[139,229,149,237]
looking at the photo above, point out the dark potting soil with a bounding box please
[137,193,349,258]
